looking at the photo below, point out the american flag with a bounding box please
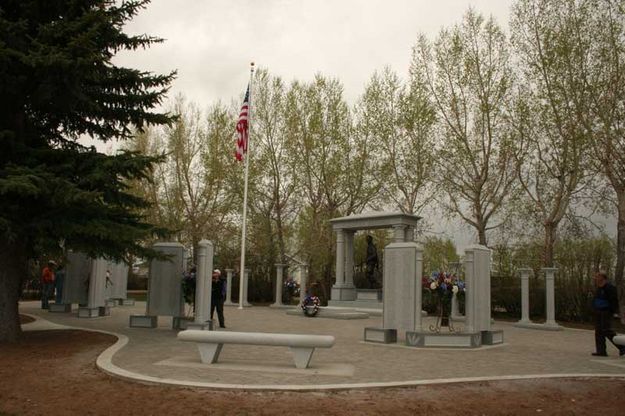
[235,86,250,162]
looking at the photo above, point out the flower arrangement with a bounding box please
[423,271,464,299]
[423,271,465,332]
[301,295,320,317]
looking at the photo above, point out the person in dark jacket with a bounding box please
[211,269,226,328]
[592,272,625,357]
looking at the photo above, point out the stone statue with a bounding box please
[365,235,378,288]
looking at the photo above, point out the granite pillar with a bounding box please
[463,245,491,333]
[382,241,422,334]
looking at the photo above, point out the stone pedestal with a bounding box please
[382,242,423,334]
[78,307,99,318]
[406,331,482,348]
[48,303,71,313]
[364,327,397,343]
[129,315,157,328]
[356,289,383,302]
[270,264,286,308]
[224,268,235,306]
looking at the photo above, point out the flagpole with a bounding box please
[239,62,254,309]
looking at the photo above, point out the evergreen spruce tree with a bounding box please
[0,0,176,342]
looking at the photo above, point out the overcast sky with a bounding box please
[107,0,616,249]
[114,0,515,108]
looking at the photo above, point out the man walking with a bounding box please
[592,271,625,357]
[211,269,226,328]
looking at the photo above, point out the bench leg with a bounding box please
[290,347,315,369]
[197,343,223,364]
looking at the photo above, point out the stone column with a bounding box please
[331,229,356,301]
[344,231,355,289]
[335,229,345,287]
[542,268,560,328]
[194,240,213,324]
[224,268,234,306]
[241,268,252,307]
[271,264,286,307]
[517,268,532,324]
[392,225,406,243]
[299,264,309,303]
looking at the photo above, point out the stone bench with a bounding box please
[178,329,335,369]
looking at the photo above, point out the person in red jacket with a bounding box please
[41,260,56,309]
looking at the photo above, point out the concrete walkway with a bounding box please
[19,301,625,390]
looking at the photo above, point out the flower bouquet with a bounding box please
[423,271,465,332]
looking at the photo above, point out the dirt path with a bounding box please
[1,328,624,415]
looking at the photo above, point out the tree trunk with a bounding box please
[477,225,487,247]
[543,221,557,268]
[0,236,27,343]
[616,189,625,324]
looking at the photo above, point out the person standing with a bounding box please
[41,261,56,309]
[54,263,65,304]
[210,269,226,328]
[591,271,625,357]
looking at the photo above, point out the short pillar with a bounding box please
[224,268,234,306]
[271,264,286,307]
[517,268,532,324]
[543,268,560,329]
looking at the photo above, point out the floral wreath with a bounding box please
[301,295,320,317]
